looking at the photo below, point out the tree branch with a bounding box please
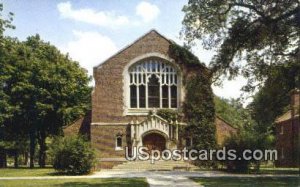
[229,2,266,19]
[273,7,299,22]
[273,51,298,58]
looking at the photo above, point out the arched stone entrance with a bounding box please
[130,114,179,151]
[142,132,166,152]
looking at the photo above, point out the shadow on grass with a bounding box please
[58,182,107,187]
[0,178,148,187]
[191,177,300,187]
[4,166,53,169]
[216,168,299,175]
[47,171,87,176]
[3,166,93,176]
[60,178,147,187]
[254,168,300,175]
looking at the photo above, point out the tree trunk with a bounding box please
[29,129,36,168]
[38,131,46,168]
[0,148,7,168]
[24,151,29,165]
[14,150,19,168]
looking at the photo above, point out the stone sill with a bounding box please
[126,108,178,116]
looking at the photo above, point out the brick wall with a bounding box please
[91,125,129,158]
[63,111,91,138]
[215,117,238,146]
[89,30,237,169]
[91,31,180,168]
[275,117,299,167]
[92,31,172,123]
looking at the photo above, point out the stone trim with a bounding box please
[122,52,184,116]
[91,122,129,126]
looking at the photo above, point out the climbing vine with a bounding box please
[169,43,216,164]
[156,109,181,124]
[169,43,204,66]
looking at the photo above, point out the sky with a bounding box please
[1,0,250,104]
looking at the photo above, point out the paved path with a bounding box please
[96,171,206,186]
[0,171,299,187]
[93,170,299,187]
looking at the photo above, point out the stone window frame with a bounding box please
[115,135,123,151]
[123,53,184,116]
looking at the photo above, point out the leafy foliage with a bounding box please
[0,3,15,126]
[215,97,253,129]
[180,1,297,163]
[248,61,300,134]
[183,74,216,145]
[181,0,299,89]
[224,130,274,173]
[0,22,91,168]
[0,3,15,40]
[156,109,180,123]
[170,43,216,167]
[50,136,95,175]
[169,43,206,67]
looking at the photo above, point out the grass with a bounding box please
[191,177,300,187]
[215,167,299,175]
[0,178,148,187]
[231,168,299,175]
[256,167,299,175]
[0,167,57,177]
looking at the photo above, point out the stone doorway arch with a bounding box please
[142,131,166,152]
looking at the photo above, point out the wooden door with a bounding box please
[142,133,166,153]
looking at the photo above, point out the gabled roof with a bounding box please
[275,108,299,123]
[94,29,172,69]
[215,115,238,130]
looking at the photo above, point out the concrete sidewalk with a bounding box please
[0,171,299,187]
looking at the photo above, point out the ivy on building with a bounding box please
[169,43,206,67]
[169,43,216,164]
[156,109,181,124]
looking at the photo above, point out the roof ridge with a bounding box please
[215,115,238,129]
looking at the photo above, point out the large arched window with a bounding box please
[129,58,178,109]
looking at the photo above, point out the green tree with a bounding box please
[1,3,91,168]
[214,97,253,129]
[0,3,15,127]
[0,3,15,40]
[22,35,91,167]
[1,35,91,168]
[0,3,16,168]
[181,0,299,89]
[248,62,299,134]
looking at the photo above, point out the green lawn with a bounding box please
[191,177,299,187]
[0,178,148,187]
[0,168,57,177]
[257,167,299,175]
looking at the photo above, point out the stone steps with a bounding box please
[112,160,199,171]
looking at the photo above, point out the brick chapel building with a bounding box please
[275,89,299,167]
[64,30,237,169]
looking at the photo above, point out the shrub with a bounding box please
[50,135,95,175]
[223,133,253,172]
[223,131,270,173]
